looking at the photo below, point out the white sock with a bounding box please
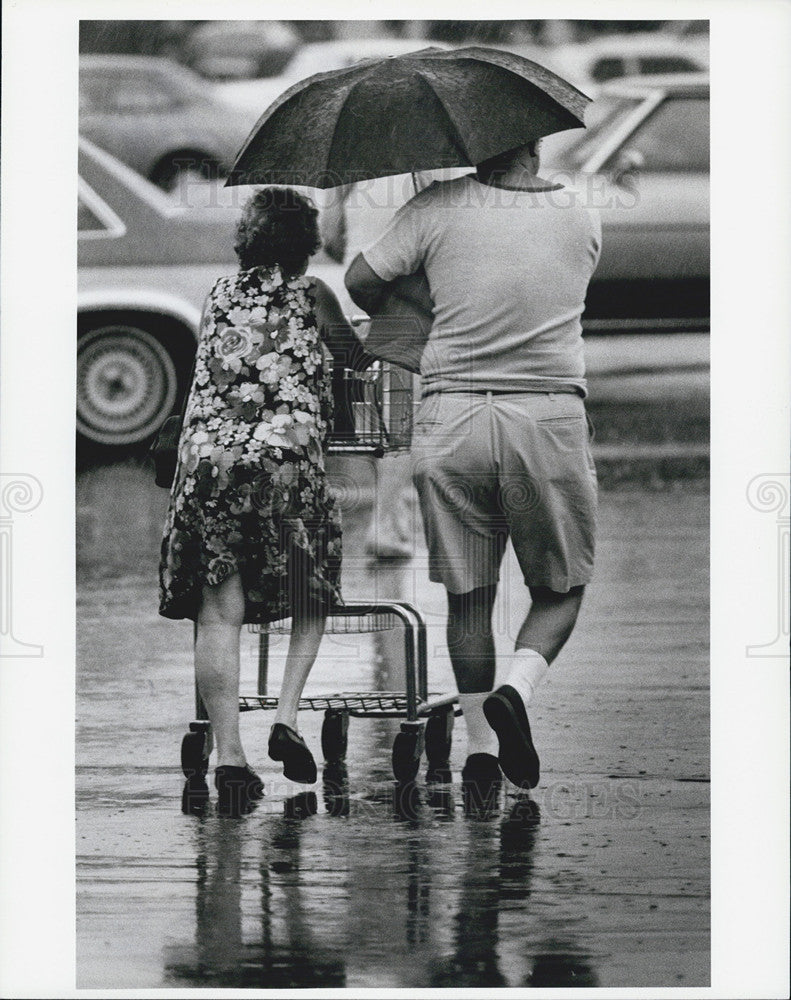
[504,648,549,706]
[457,692,499,757]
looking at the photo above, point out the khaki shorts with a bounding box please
[410,391,597,594]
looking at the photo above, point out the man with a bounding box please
[344,139,601,795]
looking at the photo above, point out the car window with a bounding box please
[80,71,186,114]
[638,56,701,75]
[610,97,710,172]
[590,57,627,83]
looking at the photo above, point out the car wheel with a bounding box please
[77,324,178,447]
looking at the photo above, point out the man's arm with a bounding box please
[311,276,375,371]
[344,252,393,315]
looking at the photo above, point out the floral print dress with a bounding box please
[159,265,342,624]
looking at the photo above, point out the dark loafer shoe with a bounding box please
[461,752,502,817]
[483,684,540,789]
[181,774,210,815]
[268,723,318,784]
[215,764,265,817]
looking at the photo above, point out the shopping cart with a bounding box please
[179,362,459,806]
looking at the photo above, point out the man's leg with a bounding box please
[506,583,585,709]
[447,584,500,764]
[517,584,585,662]
[447,583,498,692]
[484,585,585,788]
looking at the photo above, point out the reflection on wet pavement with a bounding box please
[77,461,709,988]
[158,786,559,990]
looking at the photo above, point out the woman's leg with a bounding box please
[273,546,328,732]
[273,612,327,731]
[195,572,246,768]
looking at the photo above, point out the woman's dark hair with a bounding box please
[234,187,321,274]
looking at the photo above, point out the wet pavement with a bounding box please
[77,462,709,988]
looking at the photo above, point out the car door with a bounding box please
[591,93,710,323]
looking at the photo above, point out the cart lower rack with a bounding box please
[180,602,460,808]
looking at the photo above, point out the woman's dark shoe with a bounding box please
[268,724,318,784]
[181,774,210,815]
[215,764,265,817]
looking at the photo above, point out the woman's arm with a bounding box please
[310,276,375,372]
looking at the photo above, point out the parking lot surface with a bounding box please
[77,465,708,988]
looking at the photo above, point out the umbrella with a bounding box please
[226,45,590,189]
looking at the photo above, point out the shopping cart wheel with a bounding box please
[392,781,421,821]
[181,722,211,778]
[392,722,425,783]
[321,709,349,763]
[425,706,455,784]
[180,723,211,815]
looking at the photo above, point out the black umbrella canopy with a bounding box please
[227,46,591,189]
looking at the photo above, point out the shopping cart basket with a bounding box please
[329,361,415,456]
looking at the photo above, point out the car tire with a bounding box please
[77,323,178,447]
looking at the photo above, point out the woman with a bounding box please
[159,187,370,815]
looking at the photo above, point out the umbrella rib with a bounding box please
[411,72,473,163]
[320,63,476,180]
[318,72,374,184]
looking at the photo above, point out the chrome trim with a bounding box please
[79,135,185,219]
[77,288,202,337]
[580,90,665,175]
[77,177,127,240]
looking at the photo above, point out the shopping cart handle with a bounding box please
[342,367,379,382]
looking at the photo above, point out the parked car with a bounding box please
[657,19,710,63]
[77,137,343,450]
[181,20,300,82]
[542,73,709,332]
[78,136,238,447]
[536,34,708,95]
[79,55,252,192]
[211,38,450,122]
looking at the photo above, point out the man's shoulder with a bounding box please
[403,174,474,209]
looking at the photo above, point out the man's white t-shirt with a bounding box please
[362,174,601,395]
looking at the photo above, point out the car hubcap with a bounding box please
[77,326,177,445]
